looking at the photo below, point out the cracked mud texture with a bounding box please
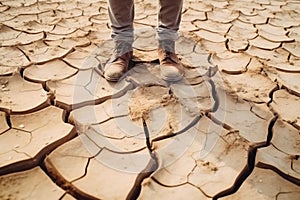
[0,0,300,199]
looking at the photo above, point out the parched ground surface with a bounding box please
[0,0,300,199]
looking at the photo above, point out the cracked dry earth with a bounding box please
[0,0,300,200]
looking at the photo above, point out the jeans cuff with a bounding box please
[111,30,134,44]
[156,27,179,41]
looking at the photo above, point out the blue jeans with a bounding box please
[108,0,183,44]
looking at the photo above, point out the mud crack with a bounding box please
[212,114,279,199]
[41,158,99,200]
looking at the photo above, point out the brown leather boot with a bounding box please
[158,40,184,82]
[103,41,133,82]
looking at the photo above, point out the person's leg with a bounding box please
[157,0,183,44]
[104,0,134,81]
[157,0,184,82]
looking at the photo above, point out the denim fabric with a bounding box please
[108,0,183,43]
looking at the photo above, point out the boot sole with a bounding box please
[160,73,184,82]
[104,74,121,82]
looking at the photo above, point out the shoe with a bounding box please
[158,40,184,82]
[103,41,133,82]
